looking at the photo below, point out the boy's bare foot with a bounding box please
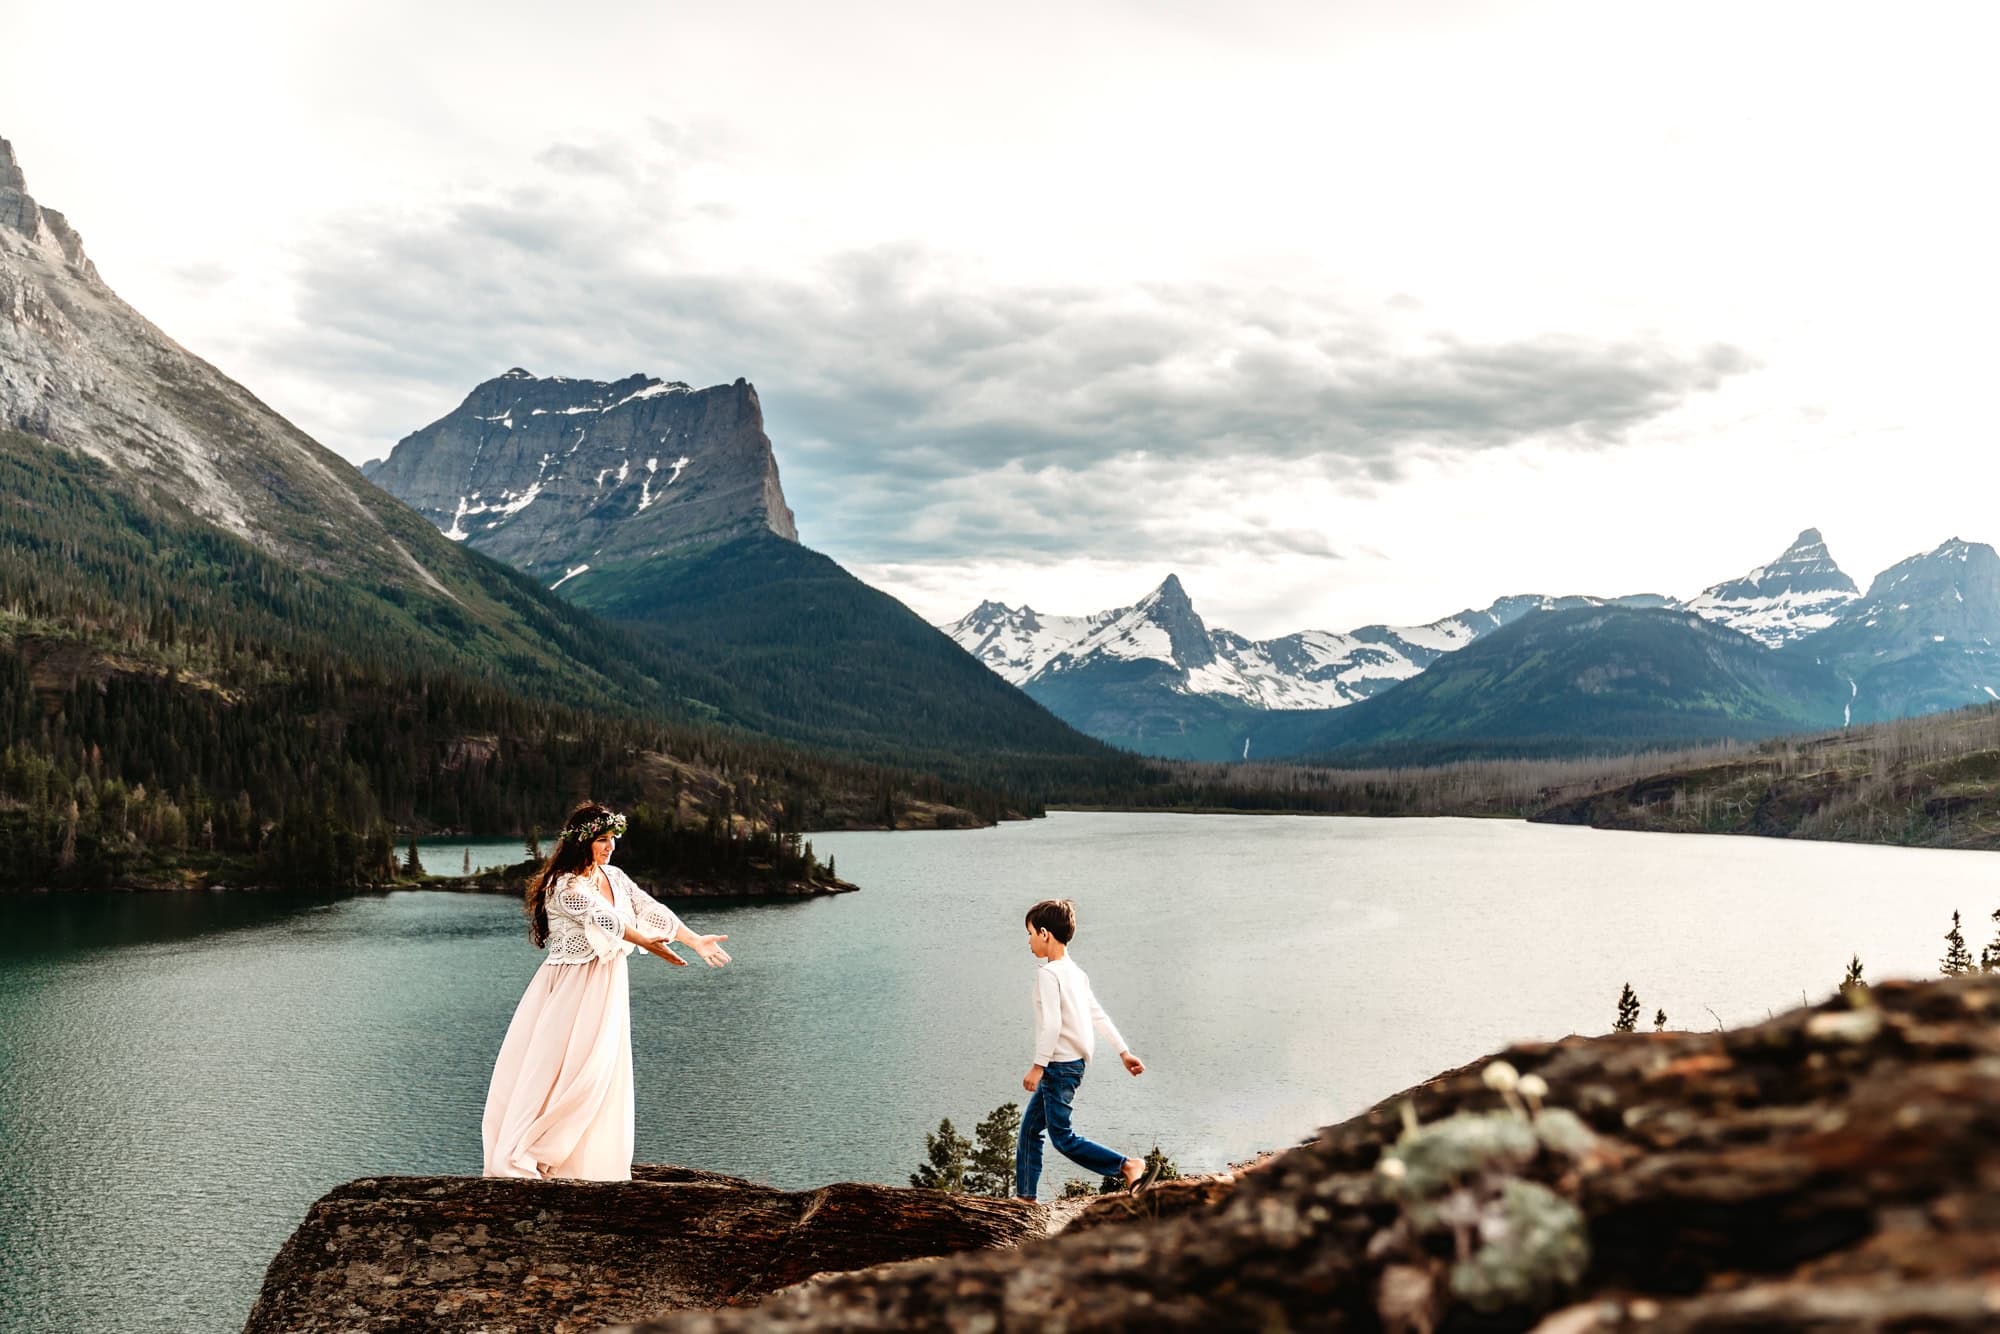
[1119,1157,1146,1191]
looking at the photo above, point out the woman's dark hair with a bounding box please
[526,801,615,947]
[1025,898,1077,944]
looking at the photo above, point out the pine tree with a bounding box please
[462,846,471,875]
[965,1102,1022,1198]
[57,797,77,871]
[1614,983,1640,1033]
[1841,953,1868,997]
[403,838,425,878]
[910,1117,971,1193]
[1942,911,1974,975]
[1653,1009,1667,1032]
[826,854,836,881]
[1982,908,2000,973]
[525,829,543,863]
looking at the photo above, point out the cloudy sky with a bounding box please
[6,0,1998,636]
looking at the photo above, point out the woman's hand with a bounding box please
[690,933,731,967]
[648,941,690,967]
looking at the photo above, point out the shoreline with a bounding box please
[11,800,1997,895]
[0,867,864,898]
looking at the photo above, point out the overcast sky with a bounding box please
[6,0,1999,636]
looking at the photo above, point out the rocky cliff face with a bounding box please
[243,1166,1044,1334]
[364,369,798,585]
[0,135,457,591]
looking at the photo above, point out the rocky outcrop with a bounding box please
[0,136,97,280]
[363,369,798,585]
[609,977,2000,1332]
[242,1166,1045,1334]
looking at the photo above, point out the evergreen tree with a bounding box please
[825,854,836,881]
[1942,911,1974,975]
[966,1102,1022,1198]
[403,838,426,878]
[525,829,544,863]
[1841,953,1868,997]
[1653,1009,1667,1032]
[1614,983,1640,1033]
[462,846,471,875]
[910,1117,971,1193]
[364,827,395,884]
[1982,909,2000,973]
[57,798,77,871]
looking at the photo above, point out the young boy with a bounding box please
[1016,898,1150,1199]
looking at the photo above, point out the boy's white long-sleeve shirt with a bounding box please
[1032,954,1128,1065]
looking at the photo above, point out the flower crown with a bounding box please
[561,810,627,844]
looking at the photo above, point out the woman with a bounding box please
[482,801,731,1180]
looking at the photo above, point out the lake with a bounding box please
[2,813,1994,1332]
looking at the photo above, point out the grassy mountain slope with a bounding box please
[1021,657,1267,761]
[559,534,1137,786]
[1258,606,1849,765]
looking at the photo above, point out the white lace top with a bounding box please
[542,865,685,966]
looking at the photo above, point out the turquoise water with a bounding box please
[2,813,1995,1332]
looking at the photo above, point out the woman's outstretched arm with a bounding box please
[622,924,689,965]
[658,918,732,967]
[623,873,732,967]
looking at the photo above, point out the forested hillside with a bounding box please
[0,430,1028,889]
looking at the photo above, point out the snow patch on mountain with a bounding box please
[944,579,1655,712]
[1679,528,1860,647]
[943,600,1130,683]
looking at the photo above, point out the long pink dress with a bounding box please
[482,865,684,1181]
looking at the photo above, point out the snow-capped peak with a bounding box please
[1679,528,1860,647]
[943,579,1598,711]
[942,599,1129,684]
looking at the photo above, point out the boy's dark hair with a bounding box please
[1025,898,1076,944]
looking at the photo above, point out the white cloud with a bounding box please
[5,0,2000,638]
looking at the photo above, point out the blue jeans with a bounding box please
[1015,1058,1128,1198]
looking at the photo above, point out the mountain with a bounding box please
[945,600,1130,683]
[1267,605,1849,764]
[0,135,697,706]
[0,133,1060,891]
[555,532,1131,775]
[366,372,1126,782]
[361,370,796,585]
[1784,538,2000,723]
[1680,528,1860,647]
[945,574,1672,760]
[5,140,448,598]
